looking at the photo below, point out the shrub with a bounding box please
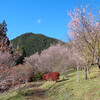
[42,72,60,81]
[34,71,44,81]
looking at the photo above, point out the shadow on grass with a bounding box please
[27,82,44,88]
[66,74,75,78]
[19,82,46,96]
[44,78,69,92]
[6,94,22,100]
[56,78,69,82]
[6,79,70,99]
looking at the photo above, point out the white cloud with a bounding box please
[37,19,41,24]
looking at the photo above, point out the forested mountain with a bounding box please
[11,33,61,57]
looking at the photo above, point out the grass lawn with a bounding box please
[41,70,100,100]
[0,69,100,100]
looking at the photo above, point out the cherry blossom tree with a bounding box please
[39,44,71,73]
[0,20,27,92]
[24,53,41,73]
[67,5,100,80]
[24,43,77,75]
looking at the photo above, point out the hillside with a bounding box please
[41,70,100,100]
[11,33,61,57]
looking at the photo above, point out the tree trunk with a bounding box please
[77,65,80,82]
[87,66,90,80]
[97,63,100,76]
[84,66,87,80]
[97,63,100,69]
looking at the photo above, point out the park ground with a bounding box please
[0,69,100,100]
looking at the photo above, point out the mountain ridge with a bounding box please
[11,32,63,57]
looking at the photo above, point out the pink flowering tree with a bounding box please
[24,44,77,75]
[67,5,100,80]
[39,43,76,73]
[24,53,41,74]
[0,20,26,92]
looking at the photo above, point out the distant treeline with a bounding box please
[11,33,61,57]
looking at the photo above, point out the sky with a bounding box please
[0,0,100,42]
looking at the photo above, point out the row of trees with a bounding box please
[0,4,100,92]
[0,21,31,93]
[67,5,100,80]
[24,43,77,75]
[0,20,67,92]
[22,4,100,83]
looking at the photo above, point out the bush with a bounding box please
[34,71,44,81]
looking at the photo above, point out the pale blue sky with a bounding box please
[0,0,100,42]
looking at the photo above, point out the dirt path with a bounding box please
[25,82,53,100]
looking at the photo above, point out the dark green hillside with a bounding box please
[11,33,59,57]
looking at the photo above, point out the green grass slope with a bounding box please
[0,70,100,100]
[41,70,100,100]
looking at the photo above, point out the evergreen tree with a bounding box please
[0,20,7,37]
[16,45,26,64]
